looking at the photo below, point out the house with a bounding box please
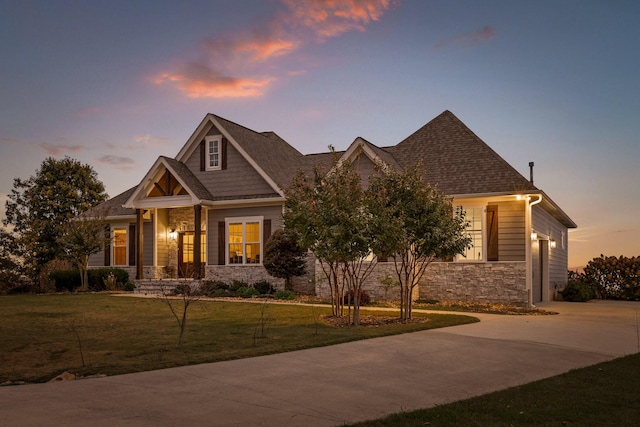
[88,110,576,306]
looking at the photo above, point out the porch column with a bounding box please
[193,204,202,280]
[136,209,144,280]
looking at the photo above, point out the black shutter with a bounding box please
[218,221,225,265]
[128,224,136,266]
[221,138,228,170]
[200,140,206,171]
[263,219,272,245]
[104,225,110,266]
[487,205,499,261]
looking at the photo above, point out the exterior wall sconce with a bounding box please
[531,232,538,241]
[550,240,557,249]
[168,228,177,241]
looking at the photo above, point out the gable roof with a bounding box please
[176,114,304,195]
[388,110,537,196]
[123,156,213,208]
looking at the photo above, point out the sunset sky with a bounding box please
[1,0,638,268]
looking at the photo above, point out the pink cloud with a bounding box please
[283,0,394,39]
[39,143,84,156]
[154,62,275,99]
[96,155,136,171]
[433,25,497,50]
[154,0,397,99]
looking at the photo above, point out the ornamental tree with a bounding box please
[367,163,471,320]
[263,228,307,290]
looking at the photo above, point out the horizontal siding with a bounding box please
[533,206,568,286]
[144,220,154,266]
[207,205,283,265]
[185,131,276,198]
[491,201,525,261]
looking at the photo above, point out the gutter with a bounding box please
[525,194,543,307]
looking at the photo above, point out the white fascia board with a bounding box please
[175,114,215,161]
[123,157,166,208]
[131,195,196,209]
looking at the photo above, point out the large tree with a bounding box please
[3,157,108,276]
[368,164,471,320]
[0,227,29,294]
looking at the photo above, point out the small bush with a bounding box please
[49,269,81,292]
[562,281,594,302]
[87,268,129,291]
[236,286,259,298]
[228,280,248,292]
[252,279,274,295]
[274,290,296,300]
[123,282,136,292]
[199,280,229,297]
[343,289,370,306]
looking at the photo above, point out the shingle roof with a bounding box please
[212,115,304,190]
[388,110,537,195]
[160,156,213,201]
[84,187,136,218]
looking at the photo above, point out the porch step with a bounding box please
[134,279,199,295]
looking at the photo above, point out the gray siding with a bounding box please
[353,153,379,188]
[491,200,526,261]
[185,131,277,198]
[207,205,283,265]
[532,205,569,286]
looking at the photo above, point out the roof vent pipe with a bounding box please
[529,162,534,185]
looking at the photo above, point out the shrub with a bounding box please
[228,280,248,292]
[252,279,274,295]
[562,281,594,302]
[123,282,136,292]
[236,286,259,298]
[581,255,640,300]
[343,289,370,306]
[274,290,296,300]
[49,269,81,292]
[87,268,129,291]
[199,280,229,297]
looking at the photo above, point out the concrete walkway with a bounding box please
[1,300,638,426]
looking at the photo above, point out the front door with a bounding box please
[178,231,206,278]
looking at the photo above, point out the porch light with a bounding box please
[168,228,177,241]
[531,232,538,241]
[550,240,557,249]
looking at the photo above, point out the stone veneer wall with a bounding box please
[315,261,528,306]
[419,262,527,305]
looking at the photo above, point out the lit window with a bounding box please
[227,218,262,265]
[458,206,483,261]
[206,136,221,170]
[113,228,127,266]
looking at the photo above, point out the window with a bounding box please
[226,217,262,265]
[181,232,206,264]
[113,228,127,266]
[206,136,221,170]
[458,206,483,261]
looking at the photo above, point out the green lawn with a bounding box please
[0,293,477,383]
[351,352,640,426]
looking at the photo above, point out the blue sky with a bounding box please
[1,0,638,267]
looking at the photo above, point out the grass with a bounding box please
[0,293,477,384]
[351,352,640,426]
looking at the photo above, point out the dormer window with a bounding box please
[206,135,222,171]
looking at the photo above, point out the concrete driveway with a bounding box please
[1,300,638,426]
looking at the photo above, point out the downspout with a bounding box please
[525,194,543,307]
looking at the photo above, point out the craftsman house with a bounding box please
[87,110,576,306]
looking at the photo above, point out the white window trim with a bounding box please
[225,216,263,266]
[455,204,486,262]
[205,135,222,171]
[112,226,128,266]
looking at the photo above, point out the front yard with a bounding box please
[0,293,477,384]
